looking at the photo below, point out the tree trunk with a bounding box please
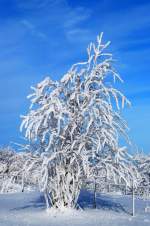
[132,180,135,216]
[93,179,97,208]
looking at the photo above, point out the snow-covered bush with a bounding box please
[21,33,137,209]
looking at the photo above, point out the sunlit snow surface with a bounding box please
[0,190,150,226]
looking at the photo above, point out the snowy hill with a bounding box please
[0,190,150,226]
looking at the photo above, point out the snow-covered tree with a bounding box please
[0,147,15,192]
[0,147,41,193]
[21,33,137,209]
[133,153,150,197]
[0,147,14,178]
[91,146,139,185]
[0,147,14,174]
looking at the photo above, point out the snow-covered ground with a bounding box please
[0,190,150,226]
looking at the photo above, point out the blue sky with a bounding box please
[0,0,150,153]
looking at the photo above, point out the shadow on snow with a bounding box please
[78,190,130,214]
[10,190,129,215]
[10,194,45,211]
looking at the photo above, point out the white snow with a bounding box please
[0,190,150,226]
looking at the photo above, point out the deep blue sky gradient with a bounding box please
[0,0,150,153]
